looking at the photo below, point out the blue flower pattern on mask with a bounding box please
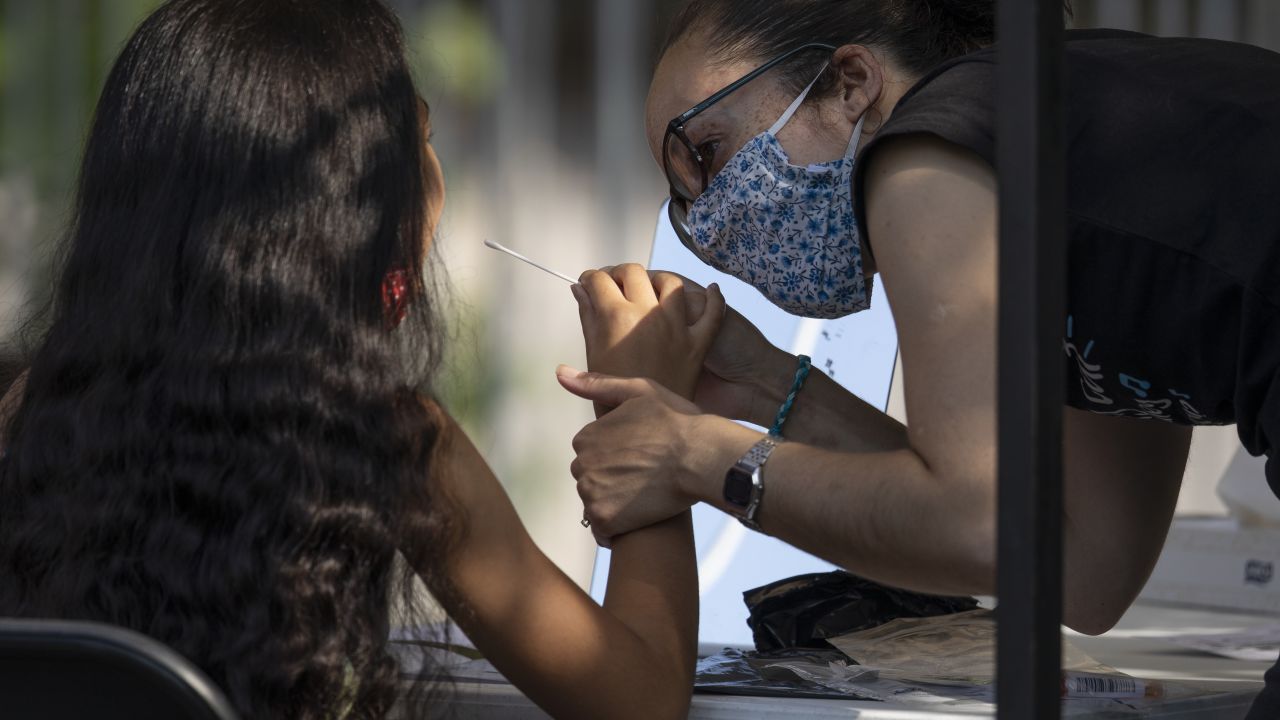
[687,131,871,319]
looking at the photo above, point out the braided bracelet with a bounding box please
[768,355,812,438]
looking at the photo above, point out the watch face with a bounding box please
[724,467,754,507]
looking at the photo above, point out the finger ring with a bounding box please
[581,513,591,528]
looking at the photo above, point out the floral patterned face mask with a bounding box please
[687,71,870,319]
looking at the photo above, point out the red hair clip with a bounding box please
[381,269,410,329]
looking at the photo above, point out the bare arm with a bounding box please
[569,135,1190,635]
[679,285,907,453]
[575,135,1006,596]
[735,339,908,453]
[691,136,1189,630]
[421,411,696,720]
[1060,407,1187,633]
[406,264,721,719]
[665,406,1187,633]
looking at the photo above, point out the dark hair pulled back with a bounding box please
[667,0,1069,96]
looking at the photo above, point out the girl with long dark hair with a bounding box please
[0,1,717,718]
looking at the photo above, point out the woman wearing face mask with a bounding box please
[563,0,1280,713]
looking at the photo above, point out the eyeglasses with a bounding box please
[663,43,836,250]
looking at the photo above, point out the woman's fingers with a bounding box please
[682,285,708,325]
[557,365,703,419]
[556,365,660,407]
[690,283,726,352]
[652,272,689,324]
[651,271,689,300]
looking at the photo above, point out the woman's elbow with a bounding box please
[941,473,1144,637]
[968,509,1134,636]
[1063,566,1145,636]
[947,477,998,595]
[1064,593,1130,636]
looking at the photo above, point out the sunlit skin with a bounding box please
[568,29,1195,638]
[419,99,445,251]
[398,99,715,719]
[406,98,720,720]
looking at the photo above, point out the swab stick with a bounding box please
[483,239,578,284]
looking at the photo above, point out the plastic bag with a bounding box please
[827,609,1116,686]
[744,570,978,652]
[695,648,894,700]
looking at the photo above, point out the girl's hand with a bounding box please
[573,264,724,407]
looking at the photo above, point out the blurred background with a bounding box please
[2,0,1280,591]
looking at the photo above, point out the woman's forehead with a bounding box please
[654,36,764,109]
[649,43,787,136]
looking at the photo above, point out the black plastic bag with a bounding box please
[744,570,978,652]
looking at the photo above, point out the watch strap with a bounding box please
[740,437,779,467]
[729,437,779,532]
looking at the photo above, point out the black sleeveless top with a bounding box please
[854,30,1280,489]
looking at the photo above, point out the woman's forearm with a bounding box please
[745,348,909,453]
[682,413,995,597]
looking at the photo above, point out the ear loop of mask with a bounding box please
[767,66,867,162]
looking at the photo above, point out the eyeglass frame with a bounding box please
[662,42,837,250]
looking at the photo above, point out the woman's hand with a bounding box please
[682,289,791,424]
[557,366,758,541]
[573,264,724,405]
[559,367,702,539]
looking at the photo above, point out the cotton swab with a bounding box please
[483,239,579,284]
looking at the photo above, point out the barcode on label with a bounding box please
[1064,674,1142,698]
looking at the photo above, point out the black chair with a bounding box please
[0,618,240,720]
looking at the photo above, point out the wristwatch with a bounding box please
[723,437,780,532]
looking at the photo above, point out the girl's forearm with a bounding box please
[600,511,698,712]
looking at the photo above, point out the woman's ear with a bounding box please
[831,45,884,125]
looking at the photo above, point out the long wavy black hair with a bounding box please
[0,1,460,717]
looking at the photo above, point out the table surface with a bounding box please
[424,601,1278,719]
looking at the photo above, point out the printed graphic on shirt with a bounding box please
[1064,316,1210,424]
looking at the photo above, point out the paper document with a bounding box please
[1164,626,1280,662]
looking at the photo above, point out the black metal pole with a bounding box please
[996,0,1066,718]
